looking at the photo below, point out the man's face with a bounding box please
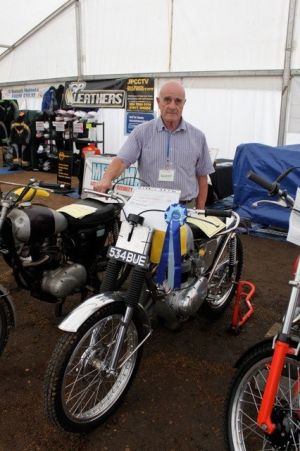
[157,84,186,124]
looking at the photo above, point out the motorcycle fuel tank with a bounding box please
[8,205,68,242]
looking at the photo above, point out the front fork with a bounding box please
[103,263,147,373]
[257,268,300,434]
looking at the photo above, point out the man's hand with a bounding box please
[94,177,112,193]
[93,157,127,193]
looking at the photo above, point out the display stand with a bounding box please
[35,117,105,191]
[75,122,105,154]
[56,119,74,189]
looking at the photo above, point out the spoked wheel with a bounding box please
[0,291,15,356]
[0,300,9,356]
[44,301,144,432]
[226,340,300,450]
[203,234,243,317]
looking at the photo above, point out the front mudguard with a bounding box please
[59,291,151,338]
[0,283,16,328]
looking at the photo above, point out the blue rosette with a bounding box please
[156,203,187,289]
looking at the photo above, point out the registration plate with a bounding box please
[107,246,148,267]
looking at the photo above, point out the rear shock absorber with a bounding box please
[228,234,237,277]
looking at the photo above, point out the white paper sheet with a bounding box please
[122,187,181,231]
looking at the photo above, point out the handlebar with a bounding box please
[83,189,127,205]
[0,179,59,193]
[247,170,295,209]
[38,181,65,190]
[204,208,233,218]
[247,171,279,195]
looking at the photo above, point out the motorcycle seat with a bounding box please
[61,198,121,229]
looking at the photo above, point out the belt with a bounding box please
[179,199,193,205]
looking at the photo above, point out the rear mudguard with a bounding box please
[59,291,151,337]
[0,283,16,328]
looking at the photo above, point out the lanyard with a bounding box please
[166,132,171,162]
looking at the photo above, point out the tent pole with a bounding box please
[75,0,83,80]
[277,0,297,146]
[168,0,174,72]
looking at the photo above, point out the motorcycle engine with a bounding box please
[162,228,222,316]
[7,206,87,299]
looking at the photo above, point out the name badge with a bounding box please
[159,169,175,182]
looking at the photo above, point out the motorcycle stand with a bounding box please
[229,280,255,334]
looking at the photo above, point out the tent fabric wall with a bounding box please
[0,0,67,56]
[0,6,77,83]
[157,77,282,160]
[286,76,300,145]
[291,0,300,68]
[0,0,299,158]
[0,0,294,82]
[172,0,289,71]
[81,0,171,75]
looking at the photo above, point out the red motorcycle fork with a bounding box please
[257,339,291,434]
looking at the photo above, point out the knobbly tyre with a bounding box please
[225,167,300,450]
[44,187,243,432]
[0,178,128,355]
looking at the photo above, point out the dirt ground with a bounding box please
[0,170,298,451]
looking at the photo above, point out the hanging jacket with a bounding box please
[41,86,58,113]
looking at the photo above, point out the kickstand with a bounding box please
[229,280,255,334]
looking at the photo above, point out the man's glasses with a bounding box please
[161,96,185,106]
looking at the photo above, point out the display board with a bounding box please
[82,155,139,197]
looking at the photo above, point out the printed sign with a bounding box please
[57,149,73,189]
[82,155,140,196]
[63,77,154,112]
[64,79,128,109]
[125,112,155,134]
[126,78,155,112]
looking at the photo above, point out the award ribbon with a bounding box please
[156,204,187,289]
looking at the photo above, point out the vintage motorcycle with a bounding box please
[44,187,243,432]
[0,178,127,355]
[225,168,300,450]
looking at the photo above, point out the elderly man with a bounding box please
[94,80,214,208]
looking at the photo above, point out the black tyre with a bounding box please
[0,299,10,356]
[225,340,300,450]
[44,301,144,433]
[203,234,243,317]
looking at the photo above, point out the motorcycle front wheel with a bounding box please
[225,340,300,450]
[203,234,243,317]
[44,301,144,433]
[0,299,10,356]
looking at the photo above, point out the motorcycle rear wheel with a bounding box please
[203,234,243,317]
[44,301,144,432]
[225,340,300,450]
